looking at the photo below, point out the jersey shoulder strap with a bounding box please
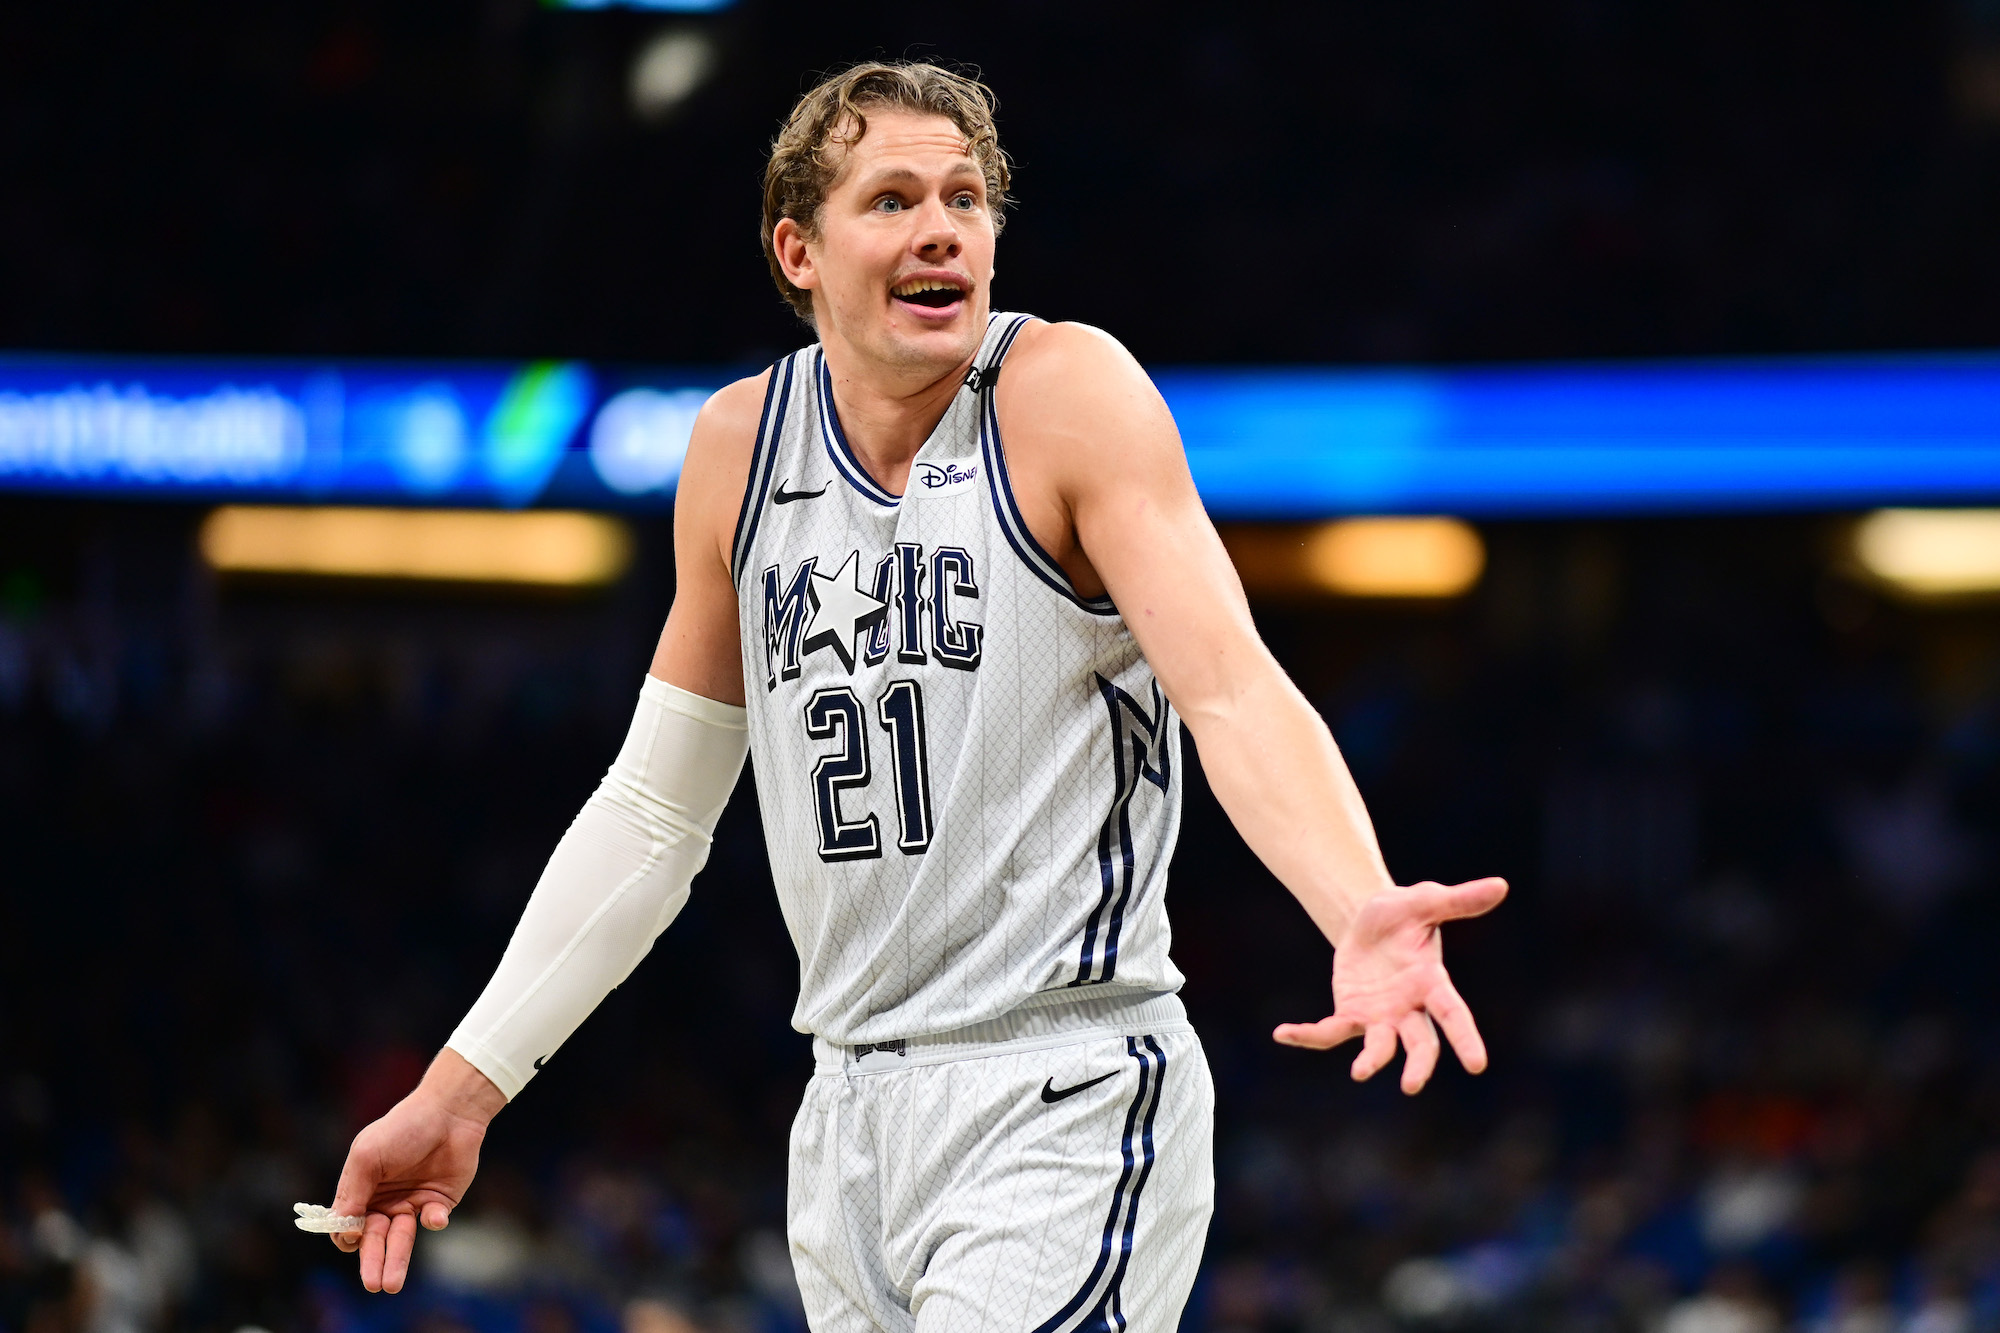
[968,313,1035,393]
[730,351,805,585]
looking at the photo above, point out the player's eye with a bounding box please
[873,196,904,213]
[949,193,977,210]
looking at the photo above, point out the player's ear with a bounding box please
[773,218,818,291]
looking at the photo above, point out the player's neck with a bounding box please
[819,337,975,494]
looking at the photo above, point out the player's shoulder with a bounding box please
[680,368,774,487]
[674,368,773,559]
[693,367,774,453]
[994,318,1177,467]
[998,319,1147,397]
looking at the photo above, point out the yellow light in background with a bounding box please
[1218,518,1486,599]
[1854,509,2000,595]
[199,506,634,587]
[1303,517,1485,597]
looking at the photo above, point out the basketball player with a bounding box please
[325,63,1508,1330]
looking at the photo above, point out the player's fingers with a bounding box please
[1394,876,1507,924]
[381,1212,419,1294]
[1432,877,1509,921]
[331,1149,376,1251]
[1427,979,1489,1074]
[420,1202,451,1231]
[1272,1015,1364,1049]
[358,1212,391,1292]
[328,1207,365,1252]
[1350,1023,1398,1081]
[1399,1012,1441,1095]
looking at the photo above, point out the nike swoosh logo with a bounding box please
[533,1055,548,1071]
[1040,1071,1117,1104]
[773,481,829,505]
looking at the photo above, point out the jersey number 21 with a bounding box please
[802,679,933,861]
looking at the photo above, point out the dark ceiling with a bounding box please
[5,1,1998,367]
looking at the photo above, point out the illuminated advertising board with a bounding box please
[5,351,2000,516]
[0,355,716,509]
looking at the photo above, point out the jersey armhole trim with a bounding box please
[980,315,1119,617]
[730,355,795,586]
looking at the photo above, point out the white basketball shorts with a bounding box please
[787,992,1214,1333]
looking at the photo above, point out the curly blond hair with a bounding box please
[762,61,1011,326]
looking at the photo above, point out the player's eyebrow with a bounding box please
[855,162,982,193]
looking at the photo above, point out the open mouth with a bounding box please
[891,278,967,311]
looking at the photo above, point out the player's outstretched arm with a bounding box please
[1000,324,1506,1094]
[322,373,763,1290]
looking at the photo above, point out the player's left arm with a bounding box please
[998,323,1506,1094]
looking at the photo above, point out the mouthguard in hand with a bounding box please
[293,1203,365,1233]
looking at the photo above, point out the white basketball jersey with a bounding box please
[731,313,1185,1046]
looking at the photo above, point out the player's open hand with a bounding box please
[1273,877,1507,1094]
[328,1054,504,1293]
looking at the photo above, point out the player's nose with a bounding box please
[911,198,962,258]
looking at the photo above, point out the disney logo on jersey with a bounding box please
[761,544,984,690]
[911,459,980,497]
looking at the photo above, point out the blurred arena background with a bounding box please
[6,5,2000,1333]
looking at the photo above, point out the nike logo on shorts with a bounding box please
[1040,1071,1116,1103]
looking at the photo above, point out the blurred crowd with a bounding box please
[0,507,1997,1333]
[11,3,2000,368]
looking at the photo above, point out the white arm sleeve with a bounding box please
[446,675,749,1099]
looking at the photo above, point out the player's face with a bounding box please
[793,111,996,374]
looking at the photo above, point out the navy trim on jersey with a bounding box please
[816,351,902,508]
[1103,688,1172,982]
[1075,675,1174,985]
[730,357,795,585]
[1029,1036,1167,1333]
[978,317,1120,617]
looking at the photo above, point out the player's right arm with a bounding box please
[647,370,762,703]
[324,371,765,1294]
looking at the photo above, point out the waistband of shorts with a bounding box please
[811,989,1190,1075]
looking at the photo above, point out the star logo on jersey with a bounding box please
[802,551,888,672]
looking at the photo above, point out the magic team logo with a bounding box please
[761,545,984,690]
[759,543,1172,881]
[761,545,986,863]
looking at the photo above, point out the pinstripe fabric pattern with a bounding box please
[733,313,1185,1049]
[788,1018,1213,1333]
